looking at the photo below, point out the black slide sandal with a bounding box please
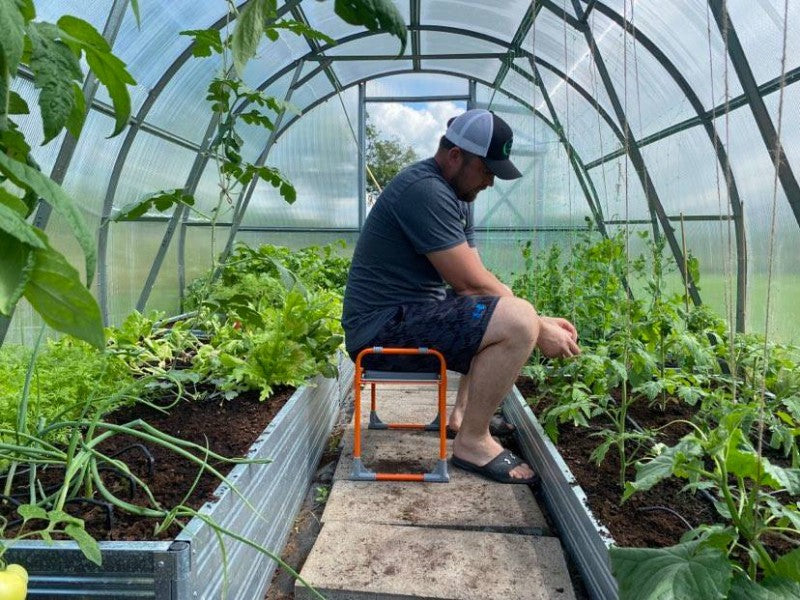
[451,449,540,485]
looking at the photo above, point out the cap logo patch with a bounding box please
[502,139,513,157]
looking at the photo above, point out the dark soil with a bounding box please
[1,387,293,541]
[515,376,717,548]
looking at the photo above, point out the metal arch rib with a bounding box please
[708,0,800,231]
[267,68,604,244]
[569,0,702,308]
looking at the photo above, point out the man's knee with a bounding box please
[486,297,539,348]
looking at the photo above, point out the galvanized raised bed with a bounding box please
[504,385,618,600]
[6,354,352,600]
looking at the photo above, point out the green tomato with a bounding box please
[0,564,28,600]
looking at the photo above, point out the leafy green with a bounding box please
[7,91,29,115]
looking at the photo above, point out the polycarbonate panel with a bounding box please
[727,0,800,86]
[764,81,800,183]
[109,132,198,215]
[334,60,414,88]
[367,73,467,97]
[241,24,312,90]
[34,0,114,31]
[488,64,535,107]
[528,8,616,123]
[716,105,800,343]
[327,30,406,57]
[241,89,360,228]
[638,126,733,217]
[477,230,586,283]
[302,0,410,43]
[421,30,507,57]
[105,221,180,324]
[592,156,652,221]
[289,70,336,114]
[9,78,65,176]
[420,0,531,44]
[95,2,232,115]
[189,161,238,222]
[589,10,698,141]
[421,59,503,87]
[536,64,623,166]
[234,230,358,254]
[589,0,745,109]
[60,112,129,226]
[671,219,744,336]
[145,52,224,144]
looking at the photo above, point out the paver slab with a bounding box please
[296,521,575,600]
[322,477,546,530]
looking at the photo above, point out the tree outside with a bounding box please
[365,117,419,207]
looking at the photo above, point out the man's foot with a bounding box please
[451,449,540,485]
[446,414,517,439]
[452,433,535,481]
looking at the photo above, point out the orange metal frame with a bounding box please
[352,347,449,482]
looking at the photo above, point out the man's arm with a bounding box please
[427,242,513,297]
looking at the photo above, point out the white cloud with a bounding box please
[368,101,464,157]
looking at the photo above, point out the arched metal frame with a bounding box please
[51,0,800,339]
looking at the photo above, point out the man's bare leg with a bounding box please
[448,372,470,432]
[452,297,539,480]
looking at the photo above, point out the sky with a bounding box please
[367,101,466,157]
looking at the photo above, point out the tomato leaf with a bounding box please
[333,0,407,55]
[8,91,29,115]
[24,243,105,349]
[0,151,96,285]
[17,504,48,522]
[113,189,195,221]
[0,232,36,315]
[180,28,224,57]
[0,200,46,248]
[65,81,87,139]
[26,21,83,143]
[0,0,26,73]
[64,523,102,566]
[58,16,135,137]
[610,542,731,600]
[231,0,277,75]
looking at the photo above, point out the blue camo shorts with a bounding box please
[349,293,500,374]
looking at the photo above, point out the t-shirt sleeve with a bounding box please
[389,177,468,254]
[465,201,475,247]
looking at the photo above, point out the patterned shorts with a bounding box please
[349,293,500,374]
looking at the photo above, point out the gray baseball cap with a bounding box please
[444,109,522,180]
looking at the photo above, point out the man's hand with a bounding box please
[536,316,581,358]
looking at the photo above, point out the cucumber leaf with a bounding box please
[610,542,731,600]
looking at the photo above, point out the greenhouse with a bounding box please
[0,0,798,599]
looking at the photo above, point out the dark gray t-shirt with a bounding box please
[342,158,475,352]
